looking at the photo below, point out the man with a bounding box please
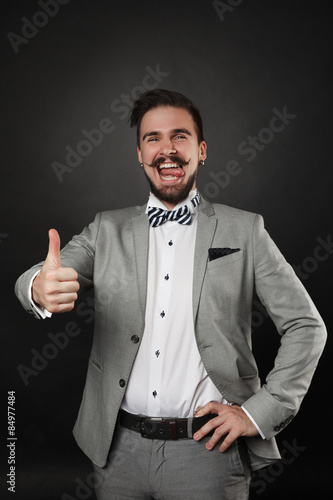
[15,89,326,499]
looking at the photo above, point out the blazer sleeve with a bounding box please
[15,213,102,319]
[242,214,327,439]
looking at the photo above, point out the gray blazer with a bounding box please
[15,198,327,470]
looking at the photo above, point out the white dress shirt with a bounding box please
[121,190,228,418]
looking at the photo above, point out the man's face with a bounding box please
[137,106,207,209]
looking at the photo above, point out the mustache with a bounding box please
[146,155,190,168]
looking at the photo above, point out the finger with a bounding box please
[55,292,79,305]
[206,422,242,452]
[56,281,80,294]
[193,414,224,441]
[45,229,61,268]
[194,401,218,417]
[219,430,238,452]
[47,301,77,314]
[55,267,79,282]
[204,423,230,450]
[43,289,78,307]
[43,269,78,285]
[43,281,79,299]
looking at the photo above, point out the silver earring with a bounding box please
[140,163,144,168]
[200,160,205,166]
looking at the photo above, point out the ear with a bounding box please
[137,146,142,164]
[199,141,207,162]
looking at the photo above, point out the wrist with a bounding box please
[31,272,42,306]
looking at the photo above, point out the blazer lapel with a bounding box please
[131,205,150,320]
[192,199,217,321]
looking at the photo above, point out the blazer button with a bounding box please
[274,425,281,432]
[119,379,126,388]
[131,335,140,344]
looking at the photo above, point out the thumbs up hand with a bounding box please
[32,229,80,313]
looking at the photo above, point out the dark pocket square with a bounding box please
[208,247,241,262]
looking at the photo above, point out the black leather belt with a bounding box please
[119,409,218,440]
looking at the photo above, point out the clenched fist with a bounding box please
[32,229,79,313]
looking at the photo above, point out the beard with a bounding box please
[144,165,199,207]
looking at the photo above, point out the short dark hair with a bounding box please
[130,89,204,146]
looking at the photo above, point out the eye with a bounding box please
[175,135,186,140]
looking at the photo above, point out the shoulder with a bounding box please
[201,197,262,225]
[213,203,258,220]
[92,204,146,226]
[101,204,146,218]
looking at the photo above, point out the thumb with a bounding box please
[45,228,61,268]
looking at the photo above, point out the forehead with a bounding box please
[140,106,196,136]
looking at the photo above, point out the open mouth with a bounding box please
[157,162,185,180]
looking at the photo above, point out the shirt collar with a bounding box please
[145,189,200,214]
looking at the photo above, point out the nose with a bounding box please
[159,137,176,157]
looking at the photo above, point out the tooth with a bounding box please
[159,163,178,169]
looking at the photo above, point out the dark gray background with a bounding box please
[1,1,332,499]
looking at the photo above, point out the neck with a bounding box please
[156,187,198,211]
[161,201,177,210]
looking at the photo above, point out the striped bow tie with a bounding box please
[148,192,200,227]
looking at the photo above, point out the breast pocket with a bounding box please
[206,249,244,270]
[203,248,247,317]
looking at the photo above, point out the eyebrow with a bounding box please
[142,128,192,142]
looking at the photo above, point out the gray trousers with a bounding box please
[92,422,251,500]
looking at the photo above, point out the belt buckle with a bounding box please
[139,417,161,438]
[139,417,179,439]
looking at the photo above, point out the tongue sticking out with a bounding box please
[159,167,184,178]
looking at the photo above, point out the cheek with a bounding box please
[181,145,197,161]
[143,166,158,179]
[143,147,159,162]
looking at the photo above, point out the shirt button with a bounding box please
[131,335,140,344]
[164,274,169,280]
[160,310,165,318]
[119,379,126,388]
[168,240,173,246]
